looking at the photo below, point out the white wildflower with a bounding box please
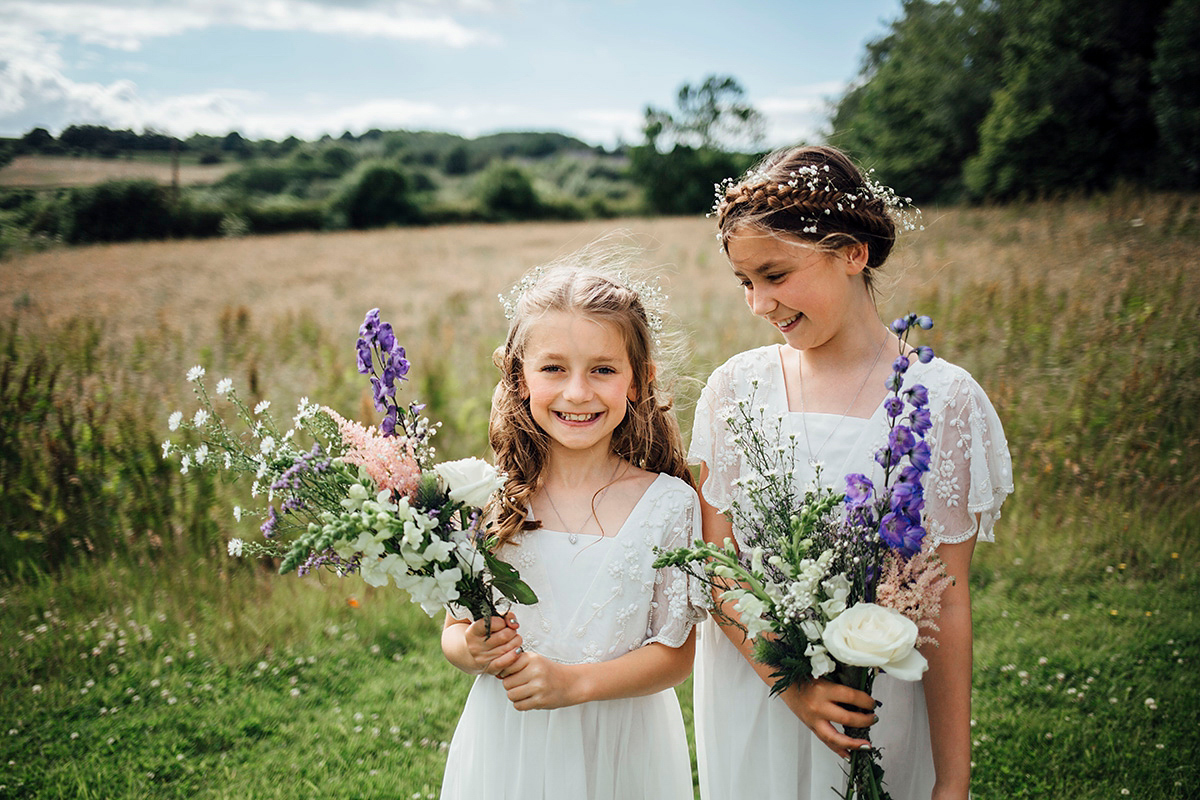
[254,400,271,415]
[161,441,172,458]
[167,411,182,431]
[216,378,233,396]
[233,506,242,522]
[186,366,205,383]
[193,444,208,465]
[192,409,209,427]
[260,436,275,455]
[180,455,190,475]
[227,539,244,557]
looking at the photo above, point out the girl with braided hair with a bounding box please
[691,145,1012,800]
[440,244,707,799]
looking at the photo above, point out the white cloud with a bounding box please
[1,0,497,50]
[758,81,846,146]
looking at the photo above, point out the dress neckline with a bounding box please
[536,472,667,541]
[772,344,890,422]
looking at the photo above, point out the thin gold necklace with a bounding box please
[796,335,888,468]
[541,460,623,544]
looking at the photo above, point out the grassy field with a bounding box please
[0,155,237,189]
[2,197,1198,798]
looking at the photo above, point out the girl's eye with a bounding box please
[540,365,563,373]
[595,366,617,375]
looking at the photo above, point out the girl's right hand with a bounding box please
[463,612,523,676]
[781,678,877,760]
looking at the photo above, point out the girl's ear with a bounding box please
[842,242,870,276]
[629,363,657,402]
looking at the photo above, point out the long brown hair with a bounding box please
[488,246,693,547]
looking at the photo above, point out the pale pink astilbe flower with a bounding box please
[324,407,421,498]
[875,543,955,648]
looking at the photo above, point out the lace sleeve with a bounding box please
[924,364,1015,547]
[645,486,708,648]
[688,365,737,512]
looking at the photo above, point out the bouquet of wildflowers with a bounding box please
[163,308,536,620]
[655,314,951,800]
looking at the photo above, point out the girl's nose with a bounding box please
[748,286,776,316]
[562,372,591,402]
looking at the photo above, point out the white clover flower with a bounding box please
[186,366,205,383]
[192,409,209,427]
[167,411,182,431]
[254,400,271,415]
[260,436,275,455]
[216,378,233,396]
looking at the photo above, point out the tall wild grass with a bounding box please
[1,199,1197,797]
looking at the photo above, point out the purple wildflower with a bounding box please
[892,355,910,374]
[261,505,279,538]
[845,474,875,508]
[916,345,934,363]
[884,396,905,418]
[916,315,933,330]
[359,308,381,340]
[910,441,933,472]
[906,384,930,408]
[908,407,933,436]
[888,425,917,462]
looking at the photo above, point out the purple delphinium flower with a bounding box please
[916,345,934,363]
[906,384,930,408]
[884,396,905,418]
[910,441,933,472]
[888,425,917,462]
[909,407,933,436]
[892,355,910,374]
[845,474,875,508]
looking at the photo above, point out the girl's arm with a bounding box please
[441,611,524,676]
[697,463,877,760]
[499,629,695,711]
[922,531,977,800]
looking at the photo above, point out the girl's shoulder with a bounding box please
[703,344,778,392]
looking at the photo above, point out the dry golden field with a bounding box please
[0,155,236,188]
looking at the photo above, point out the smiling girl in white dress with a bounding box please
[439,246,706,800]
[691,145,1013,800]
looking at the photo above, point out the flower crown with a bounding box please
[498,265,669,342]
[711,164,923,245]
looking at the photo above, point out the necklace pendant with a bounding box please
[568,532,579,545]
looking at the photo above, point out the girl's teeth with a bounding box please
[560,412,597,421]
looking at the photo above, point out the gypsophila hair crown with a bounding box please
[499,263,669,341]
[711,163,923,252]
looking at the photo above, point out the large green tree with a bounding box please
[965,0,1170,198]
[631,75,763,215]
[1150,0,1200,187]
[831,0,1004,201]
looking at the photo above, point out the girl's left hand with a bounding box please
[500,652,580,710]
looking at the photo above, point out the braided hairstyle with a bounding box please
[488,254,693,548]
[715,145,902,288]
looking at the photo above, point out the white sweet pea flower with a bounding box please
[361,553,403,588]
[822,602,928,681]
[422,538,456,564]
[167,411,182,431]
[216,378,233,396]
[433,457,505,508]
[186,365,205,383]
[806,642,835,678]
[819,574,852,619]
[725,589,772,639]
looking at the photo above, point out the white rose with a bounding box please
[433,457,505,508]
[821,602,928,681]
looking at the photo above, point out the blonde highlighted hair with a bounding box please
[488,242,693,547]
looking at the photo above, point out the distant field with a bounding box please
[0,155,237,188]
[2,203,1198,798]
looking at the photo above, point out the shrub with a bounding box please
[474,162,541,220]
[331,162,422,230]
[63,180,175,244]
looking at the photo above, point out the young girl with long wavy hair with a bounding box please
[439,244,706,800]
[692,145,1013,800]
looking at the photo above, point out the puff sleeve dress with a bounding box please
[689,345,1013,800]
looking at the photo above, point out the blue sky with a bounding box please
[0,0,904,147]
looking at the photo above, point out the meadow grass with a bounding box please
[2,199,1198,798]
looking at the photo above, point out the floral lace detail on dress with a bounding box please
[690,346,1013,550]
[500,474,707,665]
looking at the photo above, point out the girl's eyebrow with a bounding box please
[733,260,786,278]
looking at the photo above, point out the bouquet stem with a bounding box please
[836,665,892,800]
